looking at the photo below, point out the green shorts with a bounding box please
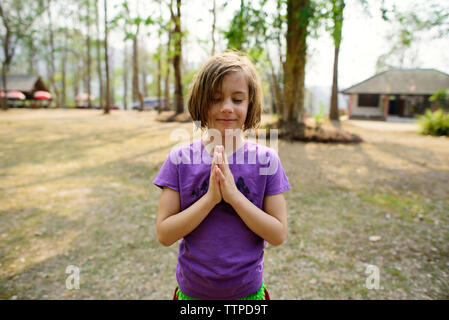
[173,283,270,300]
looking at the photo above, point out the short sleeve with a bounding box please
[152,147,180,191]
[264,150,291,197]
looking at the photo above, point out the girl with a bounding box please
[153,51,291,300]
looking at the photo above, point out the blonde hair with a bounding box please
[187,51,262,131]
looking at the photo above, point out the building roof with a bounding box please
[341,69,449,95]
[0,75,48,93]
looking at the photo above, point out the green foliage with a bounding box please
[0,0,46,65]
[112,0,154,41]
[314,103,326,130]
[429,89,449,111]
[328,0,345,47]
[416,108,449,136]
[223,0,268,61]
[381,1,449,37]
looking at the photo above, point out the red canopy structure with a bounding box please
[75,93,92,101]
[33,91,52,100]
[5,90,26,100]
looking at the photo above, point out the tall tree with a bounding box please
[266,0,286,116]
[0,0,45,110]
[169,0,184,115]
[95,0,104,109]
[60,26,69,107]
[46,0,61,107]
[328,0,345,121]
[113,0,153,111]
[282,0,313,136]
[110,48,115,106]
[22,29,38,74]
[123,42,129,110]
[164,24,173,111]
[154,0,165,114]
[140,40,149,98]
[156,45,162,113]
[104,0,110,114]
[85,0,92,109]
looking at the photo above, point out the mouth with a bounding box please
[217,119,236,123]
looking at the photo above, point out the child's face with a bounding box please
[207,71,249,137]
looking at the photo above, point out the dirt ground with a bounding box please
[0,109,448,299]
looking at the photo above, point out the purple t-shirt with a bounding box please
[152,139,291,299]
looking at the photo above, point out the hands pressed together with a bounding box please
[207,145,241,206]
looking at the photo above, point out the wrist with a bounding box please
[205,191,220,207]
[228,190,244,208]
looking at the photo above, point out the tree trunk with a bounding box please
[27,38,36,74]
[157,44,162,114]
[61,28,67,107]
[329,43,340,121]
[123,43,128,110]
[329,0,344,122]
[1,64,8,110]
[132,37,139,108]
[47,0,58,107]
[74,59,81,104]
[142,49,148,98]
[275,1,285,118]
[283,0,309,137]
[95,0,104,110]
[172,0,184,115]
[164,30,172,111]
[86,0,92,108]
[1,22,10,110]
[266,49,281,115]
[110,48,115,106]
[104,0,110,114]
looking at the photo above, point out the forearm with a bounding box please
[230,193,286,246]
[157,193,216,246]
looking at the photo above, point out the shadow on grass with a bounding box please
[0,123,181,170]
[1,142,176,191]
[0,157,178,299]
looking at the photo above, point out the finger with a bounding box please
[211,155,216,172]
[215,165,221,183]
[210,164,215,183]
[211,148,215,164]
[216,165,225,181]
[212,148,219,166]
[215,148,223,164]
[215,146,221,159]
[217,153,227,172]
[219,147,230,173]
[218,145,227,164]
[217,145,225,163]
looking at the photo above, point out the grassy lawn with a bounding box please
[0,109,448,299]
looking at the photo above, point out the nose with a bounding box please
[220,98,233,113]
